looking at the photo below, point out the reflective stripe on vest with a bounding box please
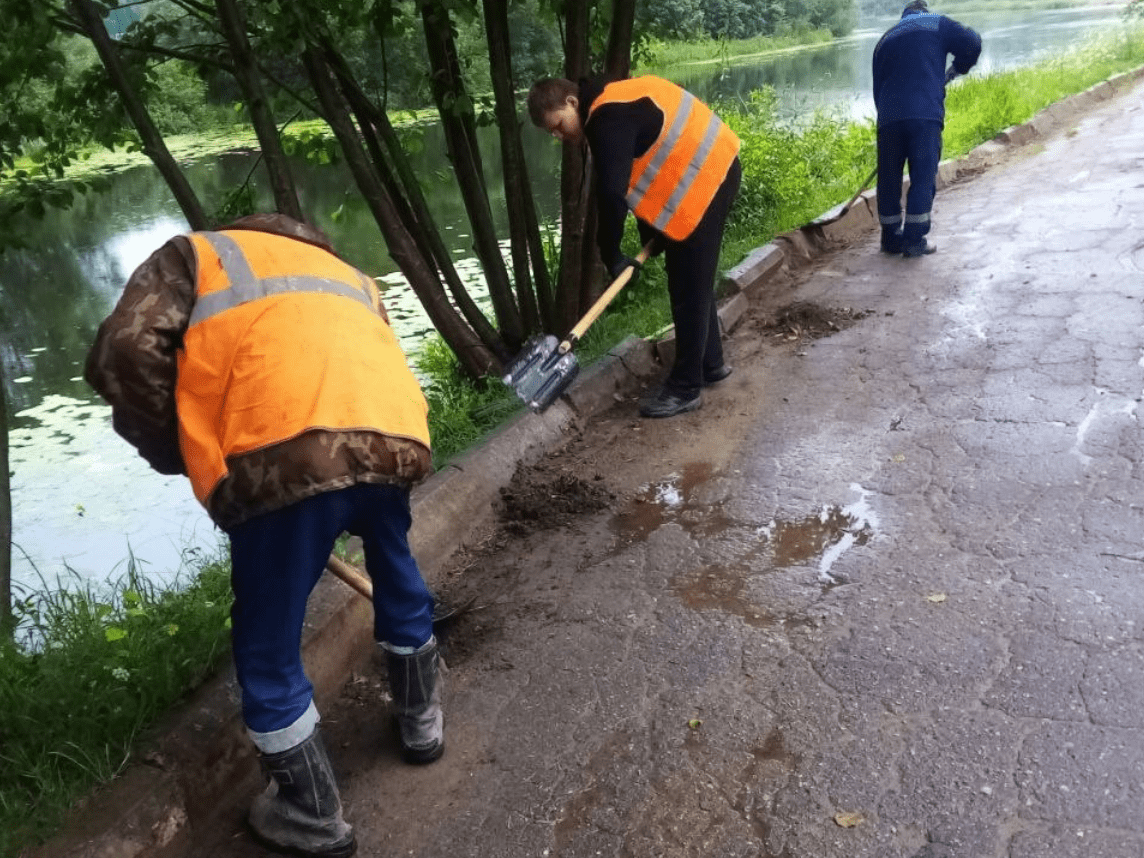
[590,76,740,241]
[178,230,430,506]
[189,232,376,328]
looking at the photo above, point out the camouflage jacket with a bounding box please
[84,213,432,531]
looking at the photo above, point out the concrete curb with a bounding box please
[29,65,1144,858]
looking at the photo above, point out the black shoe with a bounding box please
[902,240,936,257]
[703,364,733,385]
[639,387,702,418]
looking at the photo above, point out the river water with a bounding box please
[0,4,1128,598]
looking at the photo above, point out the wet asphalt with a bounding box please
[198,81,1144,858]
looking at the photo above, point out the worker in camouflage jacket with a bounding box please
[873,0,981,256]
[86,213,443,858]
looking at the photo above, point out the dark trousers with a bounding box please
[661,157,742,395]
[227,482,433,733]
[876,119,943,247]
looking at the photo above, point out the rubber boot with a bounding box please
[384,636,445,764]
[248,728,356,858]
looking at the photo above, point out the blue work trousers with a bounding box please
[876,119,943,245]
[227,482,433,734]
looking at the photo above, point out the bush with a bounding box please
[146,60,230,136]
[721,87,875,242]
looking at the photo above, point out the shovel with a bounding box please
[503,243,653,412]
[811,165,878,227]
[325,555,476,625]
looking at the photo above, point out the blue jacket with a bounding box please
[873,8,982,127]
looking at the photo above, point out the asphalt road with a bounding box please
[194,79,1144,858]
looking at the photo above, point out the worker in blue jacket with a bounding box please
[873,0,981,257]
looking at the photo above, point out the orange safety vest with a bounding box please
[177,230,430,506]
[589,76,741,242]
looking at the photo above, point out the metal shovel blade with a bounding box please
[502,334,580,412]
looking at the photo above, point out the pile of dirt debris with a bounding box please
[757,301,874,343]
[497,458,615,536]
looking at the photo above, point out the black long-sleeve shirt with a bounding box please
[577,77,663,271]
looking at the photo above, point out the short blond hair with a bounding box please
[526,78,578,127]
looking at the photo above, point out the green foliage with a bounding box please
[640,0,854,41]
[942,27,1144,157]
[415,336,523,467]
[281,127,344,165]
[209,180,257,226]
[638,28,833,71]
[0,7,97,250]
[0,551,233,855]
[639,0,706,41]
[145,60,229,135]
[504,5,564,83]
[721,87,875,240]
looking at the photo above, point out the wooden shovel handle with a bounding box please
[326,554,373,599]
[564,242,655,348]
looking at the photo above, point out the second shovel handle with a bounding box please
[563,242,656,350]
[843,165,879,212]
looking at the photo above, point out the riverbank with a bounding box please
[639,27,836,72]
[4,26,1144,855]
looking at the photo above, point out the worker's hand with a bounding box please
[608,254,642,284]
[637,224,665,258]
[944,67,959,85]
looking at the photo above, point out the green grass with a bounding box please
[4,26,1144,858]
[639,28,835,73]
[943,29,1144,156]
[1,552,233,856]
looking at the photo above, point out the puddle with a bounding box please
[672,564,772,628]
[609,461,734,543]
[768,507,868,567]
[611,472,880,619]
[761,486,879,585]
[1069,388,1139,467]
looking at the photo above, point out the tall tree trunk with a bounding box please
[604,0,637,79]
[483,0,551,333]
[0,358,10,636]
[418,0,524,349]
[214,0,304,222]
[556,0,595,334]
[576,0,638,311]
[301,46,497,380]
[322,41,507,361]
[68,0,208,230]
